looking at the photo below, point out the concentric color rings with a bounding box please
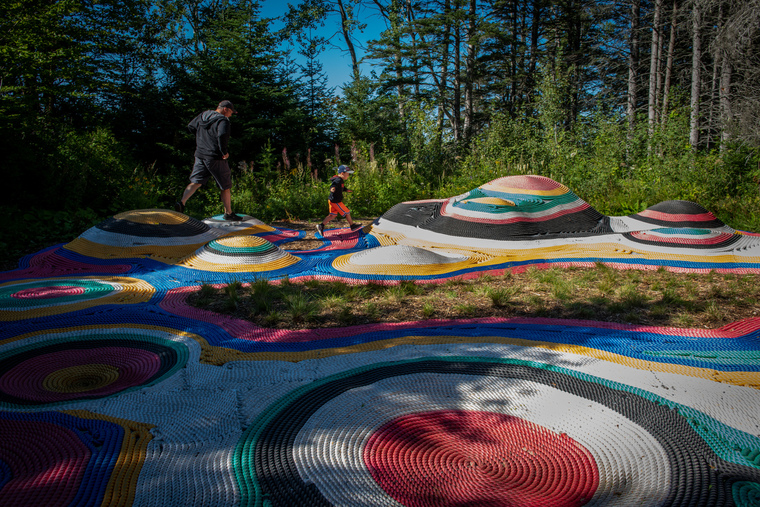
[178,235,301,272]
[239,358,760,507]
[0,277,154,321]
[0,279,114,309]
[105,209,211,236]
[293,373,668,506]
[12,285,84,299]
[0,332,188,407]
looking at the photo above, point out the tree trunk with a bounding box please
[439,0,452,136]
[661,0,677,126]
[648,0,663,138]
[720,49,733,147]
[406,0,421,97]
[627,0,640,139]
[396,47,405,119]
[337,0,360,79]
[707,3,723,149]
[452,22,461,142]
[527,0,541,114]
[463,0,476,141]
[565,0,582,130]
[511,0,519,112]
[689,1,701,150]
[707,50,720,148]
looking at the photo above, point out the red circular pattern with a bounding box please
[11,286,85,299]
[364,410,599,507]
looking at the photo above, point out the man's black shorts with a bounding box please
[189,158,232,190]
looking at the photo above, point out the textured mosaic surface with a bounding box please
[2,175,760,506]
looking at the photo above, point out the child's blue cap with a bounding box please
[337,165,354,174]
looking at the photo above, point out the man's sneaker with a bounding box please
[174,201,185,213]
[316,223,324,236]
[223,213,244,222]
[350,223,363,231]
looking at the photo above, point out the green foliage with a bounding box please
[0,206,102,270]
[195,284,217,306]
[345,157,427,217]
[51,128,138,212]
[337,76,404,152]
[229,165,325,221]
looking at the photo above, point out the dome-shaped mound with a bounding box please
[106,210,212,237]
[332,245,475,277]
[624,228,740,249]
[178,235,300,272]
[94,209,210,242]
[374,176,609,241]
[632,200,725,228]
[64,209,231,260]
[350,245,468,266]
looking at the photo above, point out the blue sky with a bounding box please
[258,1,384,92]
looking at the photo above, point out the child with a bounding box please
[317,165,362,236]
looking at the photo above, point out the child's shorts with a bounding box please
[328,201,351,216]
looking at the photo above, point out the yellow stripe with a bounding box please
[177,254,300,272]
[331,252,480,276]
[63,410,155,507]
[466,197,516,206]
[113,209,190,225]
[64,238,202,260]
[480,182,569,196]
[214,224,277,235]
[213,236,271,247]
[213,334,760,389]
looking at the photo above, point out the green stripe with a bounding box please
[646,349,760,366]
[208,240,276,254]
[0,280,114,309]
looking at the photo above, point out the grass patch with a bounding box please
[486,287,516,307]
[187,266,760,330]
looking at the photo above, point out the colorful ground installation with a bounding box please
[2,175,760,506]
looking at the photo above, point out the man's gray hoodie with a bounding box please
[187,110,231,160]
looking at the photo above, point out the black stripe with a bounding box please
[96,217,211,238]
[623,232,741,249]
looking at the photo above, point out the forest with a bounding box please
[1,0,759,263]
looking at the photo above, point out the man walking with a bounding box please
[175,100,243,221]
